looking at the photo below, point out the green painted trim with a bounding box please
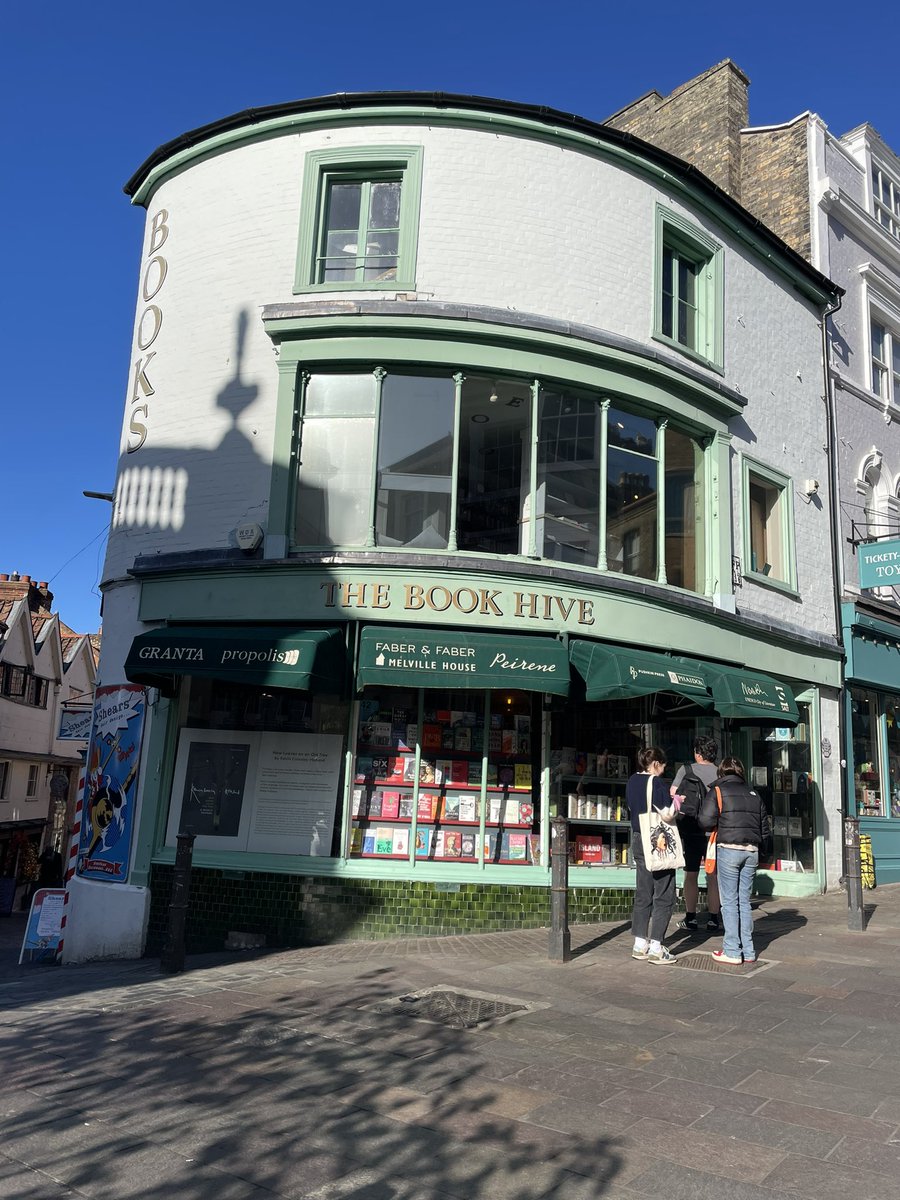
[266,360,302,555]
[293,144,423,294]
[656,417,668,584]
[447,373,463,552]
[598,399,610,571]
[265,319,742,426]
[740,454,799,592]
[130,695,174,887]
[129,104,835,305]
[712,432,733,602]
[653,204,724,371]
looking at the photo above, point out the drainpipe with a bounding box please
[821,294,853,899]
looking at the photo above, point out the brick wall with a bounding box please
[606,60,749,201]
[741,122,812,260]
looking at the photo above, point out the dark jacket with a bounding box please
[698,772,772,848]
[626,772,672,833]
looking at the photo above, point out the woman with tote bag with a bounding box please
[626,746,682,965]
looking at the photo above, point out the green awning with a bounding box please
[569,641,712,704]
[124,626,346,694]
[357,626,570,695]
[676,657,799,724]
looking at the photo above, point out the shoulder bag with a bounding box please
[704,785,723,875]
[639,776,685,872]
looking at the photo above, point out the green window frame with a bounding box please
[294,146,423,293]
[740,456,798,593]
[654,206,724,370]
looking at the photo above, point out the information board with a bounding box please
[19,888,67,965]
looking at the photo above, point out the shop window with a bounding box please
[294,146,423,291]
[348,687,540,867]
[607,407,658,581]
[26,764,39,798]
[654,207,723,368]
[872,161,900,240]
[747,708,815,871]
[852,688,885,818]
[886,695,900,818]
[741,458,796,590]
[164,677,350,855]
[292,368,708,593]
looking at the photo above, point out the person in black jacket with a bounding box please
[626,746,678,965]
[698,756,772,965]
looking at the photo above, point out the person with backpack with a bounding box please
[670,737,721,933]
[698,756,773,965]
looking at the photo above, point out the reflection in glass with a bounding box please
[376,374,455,548]
[607,407,657,579]
[295,416,375,546]
[319,177,401,283]
[665,426,704,591]
[457,377,531,555]
[536,388,600,565]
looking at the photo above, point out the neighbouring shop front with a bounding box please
[843,604,900,884]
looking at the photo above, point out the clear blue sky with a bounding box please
[4,2,896,635]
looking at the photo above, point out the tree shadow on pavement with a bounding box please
[2,963,626,1199]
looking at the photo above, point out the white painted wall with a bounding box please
[61,874,150,963]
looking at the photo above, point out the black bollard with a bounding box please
[844,817,865,933]
[160,830,196,973]
[549,813,571,963]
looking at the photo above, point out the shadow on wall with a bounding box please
[113,310,274,552]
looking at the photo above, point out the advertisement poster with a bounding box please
[19,888,67,964]
[76,684,146,882]
[166,729,342,856]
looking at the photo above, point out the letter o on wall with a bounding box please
[142,255,168,302]
[137,304,163,350]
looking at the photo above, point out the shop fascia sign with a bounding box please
[858,538,900,590]
[320,579,596,626]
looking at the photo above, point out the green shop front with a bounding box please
[843,602,900,884]
[126,566,831,952]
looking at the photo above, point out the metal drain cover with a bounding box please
[677,952,775,976]
[370,986,546,1030]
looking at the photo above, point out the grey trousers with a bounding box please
[631,836,676,942]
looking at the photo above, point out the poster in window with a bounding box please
[180,741,251,837]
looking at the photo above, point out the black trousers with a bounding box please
[631,836,676,942]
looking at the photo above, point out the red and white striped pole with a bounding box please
[57,765,87,962]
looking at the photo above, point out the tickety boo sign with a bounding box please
[858,538,900,590]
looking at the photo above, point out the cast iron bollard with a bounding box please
[160,830,196,973]
[549,814,571,963]
[844,816,865,933]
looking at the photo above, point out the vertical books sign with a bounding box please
[76,684,146,882]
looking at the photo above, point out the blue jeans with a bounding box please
[716,847,758,959]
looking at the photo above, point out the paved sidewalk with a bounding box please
[2,887,900,1199]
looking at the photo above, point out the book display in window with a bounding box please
[347,688,539,864]
[750,712,815,871]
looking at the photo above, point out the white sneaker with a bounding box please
[647,946,677,965]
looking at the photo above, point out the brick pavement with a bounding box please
[2,887,900,1198]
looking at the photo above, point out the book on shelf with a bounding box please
[467,760,483,786]
[362,830,376,855]
[418,794,437,820]
[402,757,418,783]
[359,698,380,723]
[455,727,472,751]
[404,723,419,749]
[528,834,541,865]
[441,727,456,750]
[489,730,502,753]
[514,714,531,734]
[518,801,534,824]
[392,706,411,726]
[574,751,587,776]
[381,791,401,819]
[436,758,452,782]
[443,831,462,858]
[514,764,531,789]
[449,759,469,785]
[750,766,768,787]
[575,834,604,864]
[788,818,803,838]
[484,831,498,860]
[507,833,528,861]
[518,735,531,755]
[415,827,432,857]
[443,795,461,821]
[351,787,365,817]
[486,763,498,786]
[503,797,521,824]
[458,795,478,822]
[502,730,517,755]
[370,721,392,747]
[460,832,476,857]
[489,796,502,822]
[398,793,415,819]
[355,756,374,784]
[392,828,410,856]
[773,817,788,836]
[386,757,406,783]
[423,724,443,750]
[497,765,515,787]
[349,827,363,855]
[420,759,441,785]
[375,827,395,855]
[368,792,383,818]
[433,830,447,857]
[372,756,390,780]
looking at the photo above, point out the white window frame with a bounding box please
[26,763,39,798]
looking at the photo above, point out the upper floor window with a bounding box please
[1,663,50,708]
[294,147,423,292]
[871,319,900,405]
[654,207,723,370]
[0,760,8,800]
[26,764,39,798]
[293,369,708,593]
[742,457,797,592]
[872,162,900,240]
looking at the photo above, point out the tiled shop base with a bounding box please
[146,865,635,955]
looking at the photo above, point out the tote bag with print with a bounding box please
[638,776,685,872]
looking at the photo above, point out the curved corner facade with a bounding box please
[79,96,844,958]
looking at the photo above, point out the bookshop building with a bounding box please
[69,91,843,959]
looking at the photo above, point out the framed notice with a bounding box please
[166,728,343,856]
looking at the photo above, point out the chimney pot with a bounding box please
[0,574,8,582]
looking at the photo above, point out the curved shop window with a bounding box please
[293,369,707,593]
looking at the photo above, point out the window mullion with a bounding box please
[448,372,464,551]
[367,367,386,547]
[656,419,668,585]
[356,180,371,282]
[597,398,610,570]
[528,379,540,558]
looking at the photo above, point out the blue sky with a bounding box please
[4,2,897,636]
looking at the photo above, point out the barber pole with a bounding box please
[56,765,86,961]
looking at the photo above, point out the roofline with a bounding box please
[123,90,841,304]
